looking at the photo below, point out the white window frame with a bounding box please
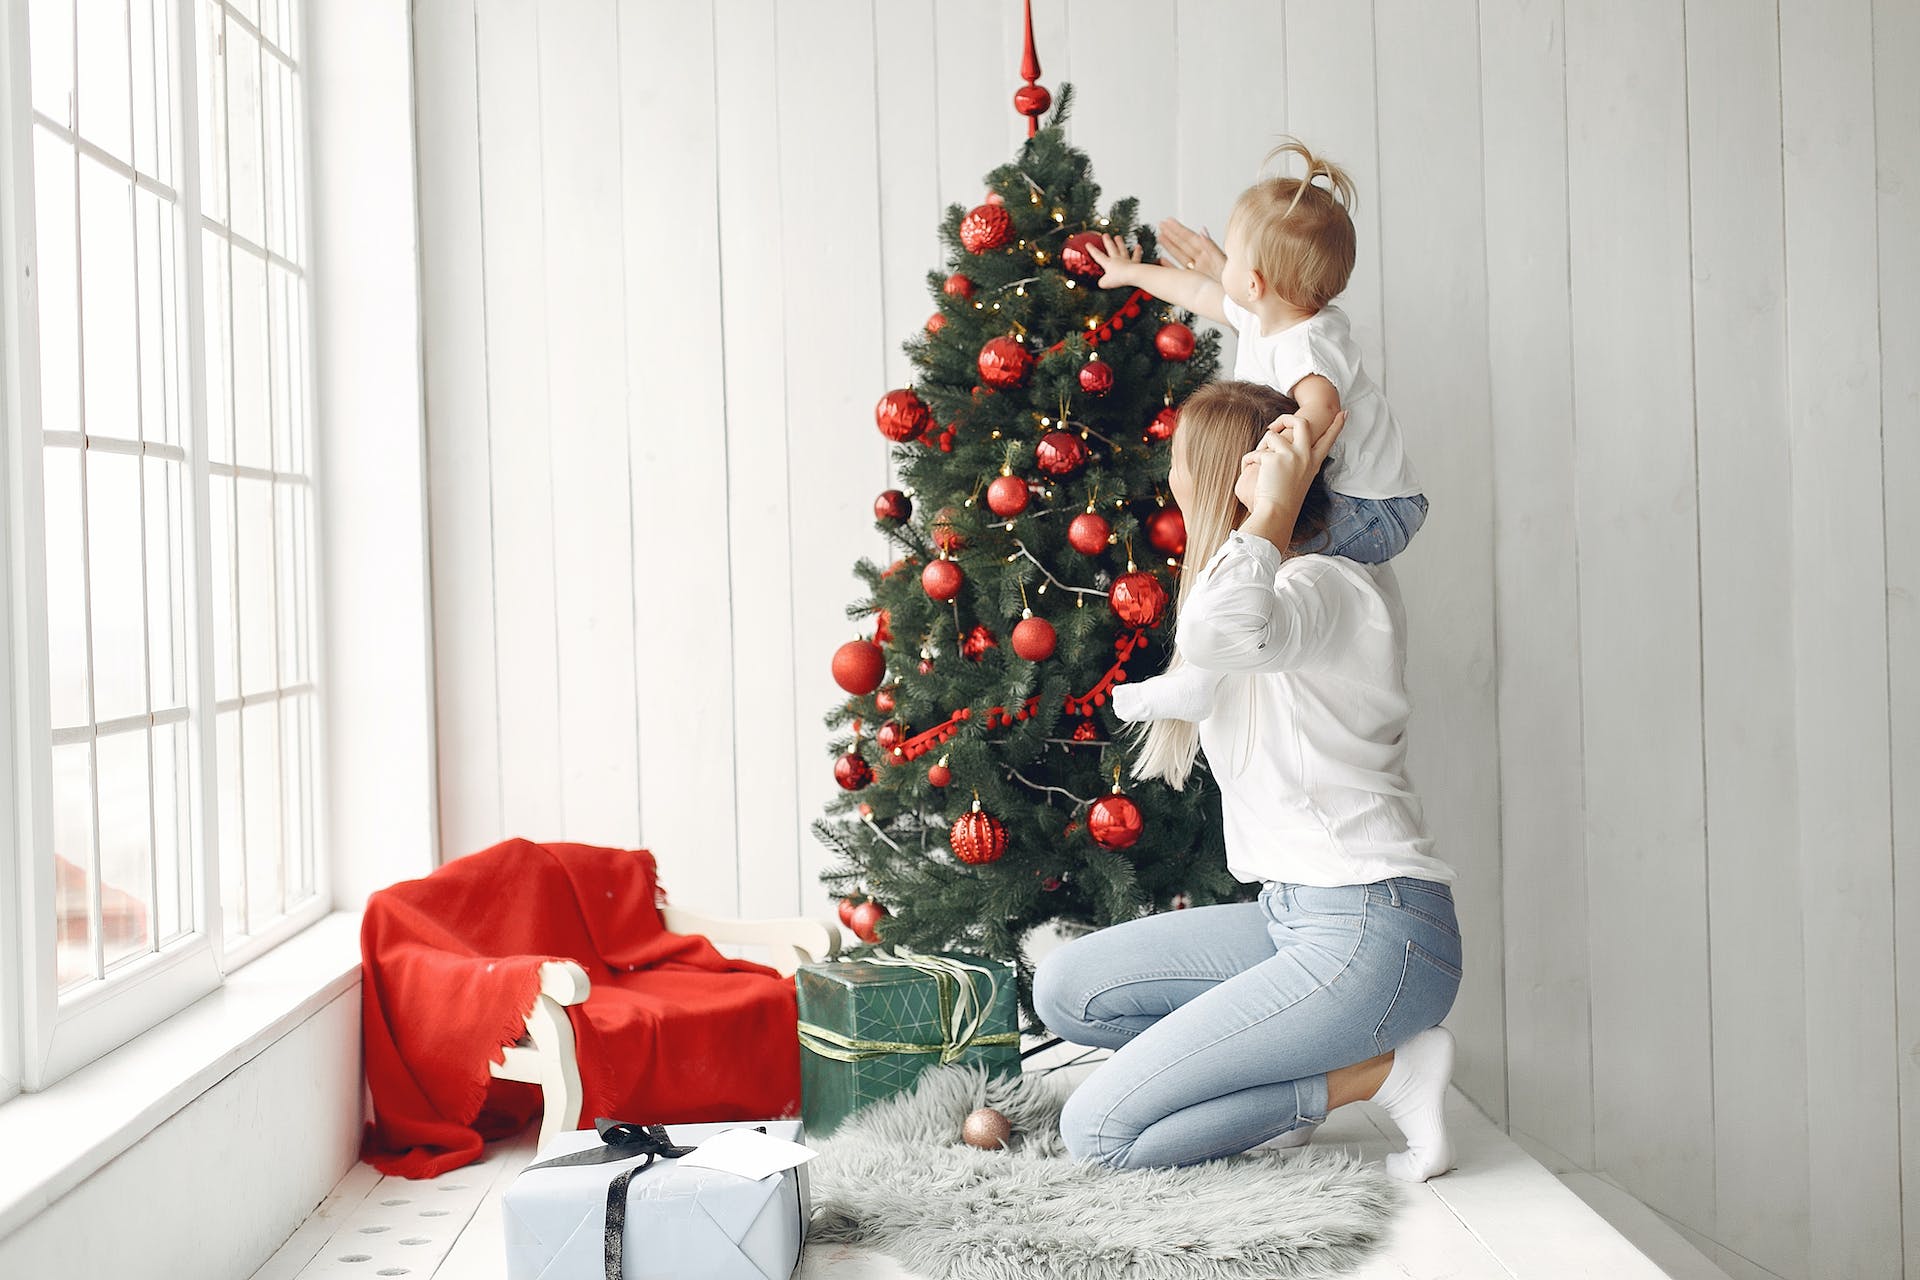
[0,0,329,1094]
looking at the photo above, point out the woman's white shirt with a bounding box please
[1111,529,1457,888]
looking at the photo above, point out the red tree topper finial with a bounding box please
[1013,0,1050,136]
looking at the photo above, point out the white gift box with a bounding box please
[503,1119,811,1280]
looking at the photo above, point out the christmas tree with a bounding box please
[813,81,1248,1029]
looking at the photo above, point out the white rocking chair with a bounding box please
[488,904,842,1153]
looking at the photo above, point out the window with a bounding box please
[3,0,322,1091]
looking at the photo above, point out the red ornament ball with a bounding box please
[1011,615,1057,662]
[962,624,998,662]
[1078,358,1114,396]
[943,273,975,300]
[875,722,905,752]
[1068,510,1111,555]
[1110,570,1170,628]
[986,474,1030,518]
[926,312,946,335]
[1041,875,1063,892]
[959,202,1014,253]
[1060,230,1107,279]
[874,686,896,714]
[1147,405,1179,442]
[834,753,873,791]
[1034,430,1089,477]
[932,507,967,552]
[1013,81,1053,121]
[922,558,965,602]
[963,1105,1014,1150]
[837,896,860,927]
[874,488,912,523]
[950,805,1009,865]
[927,762,952,788]
[978,336,1033,388]
[848,899,887,943]
[1155,321,1196,362]
[831,639,886,695]
[1072,718,1099,742]
[1146,506,1187,557]
[1089,791,1145,850]
[875,388,932,442]
[918,657,936,675]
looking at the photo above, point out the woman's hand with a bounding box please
[1084,233,1143,290]
[1236,410,1344,510]
[1158,218,1226,281]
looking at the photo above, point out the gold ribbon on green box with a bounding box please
[796,948,1020,1065]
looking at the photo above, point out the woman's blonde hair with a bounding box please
[1128,381,1332,790]
[1228,138,1357,311]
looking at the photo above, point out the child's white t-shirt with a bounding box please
[1217,297,1421,501]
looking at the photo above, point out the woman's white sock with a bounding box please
[1373,1025,1456,1181]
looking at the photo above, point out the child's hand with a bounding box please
[1085,233,1143,290]
[1238,411,1347,513]
[1158,218,1226,281]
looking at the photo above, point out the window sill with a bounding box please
[0,911,362,1241]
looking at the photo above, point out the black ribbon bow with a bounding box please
[524,1117,769,1280]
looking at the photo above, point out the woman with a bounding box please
[1032,379,1462,1182]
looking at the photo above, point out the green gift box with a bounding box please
[794,949,1022,1136]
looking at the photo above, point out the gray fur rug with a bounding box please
[806,1063,1400,1280]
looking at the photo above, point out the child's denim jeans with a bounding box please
[1033,875,1463,1169]
[1321,492,1429,564]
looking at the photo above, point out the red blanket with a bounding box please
[359,838,800,1177]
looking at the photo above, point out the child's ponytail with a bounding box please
[1261,137,1358,220]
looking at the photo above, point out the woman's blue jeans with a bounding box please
[1032,876,1463,1170]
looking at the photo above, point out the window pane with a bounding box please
[201,231,231,462]
[146,458,188,708]
[76,0,132,165]
[280,693,306,902]
[96,728,153,968]
[231,247,269,469]
[86,450,147,724]
[262,59,286,258]
[29,0,75,124]
[134,189,176,445]
[243,699,281,925]
[154,719,190,943]
[268,264,292,468]
[197,2,228,225]
[33,133,80,438]
[78,156,138,443]
[44,447,90,730]
[216,708,244,937]
[274,481,300,684]
[52,742,97,989]
[237,476,275,694]
[130,0,171,185]
[210,476,236,702]
[225,21,264,248]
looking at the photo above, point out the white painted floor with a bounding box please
[254,1038,1733,1280]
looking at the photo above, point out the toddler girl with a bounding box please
[1087,139,1426,564]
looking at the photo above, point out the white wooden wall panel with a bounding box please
[1779,0,1903,1272]
[712,0,798,920]
[771,1,892,920]
[539,1,643,849]
[472,0,565,840]
[1564,0,1714,1227]
[1683,1,1808,1271]
[417,0,503,860]
[622,0,738,913]
[1877,6,1920,1274]
[411,5,1920,1272]
[1478,0,1592,1169]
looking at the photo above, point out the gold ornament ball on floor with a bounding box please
[963,1106,1013,1150]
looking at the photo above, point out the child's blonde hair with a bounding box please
[1227,139,1357,311]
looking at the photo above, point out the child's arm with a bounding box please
[1288,374,1343,442]
[1085,234,1231,328]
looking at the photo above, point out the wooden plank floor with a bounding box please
[255,1041,1715,1280]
